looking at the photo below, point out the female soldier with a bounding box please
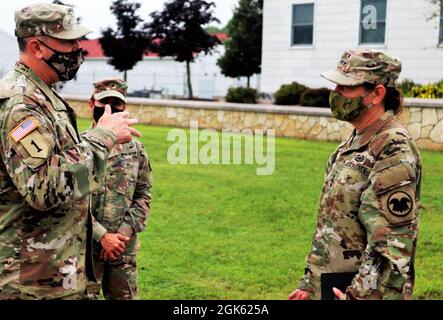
[289,49,422,300]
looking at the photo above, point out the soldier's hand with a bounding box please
[100,248,116,261]
[99,232,130,261]
[333,287,346,300]
[96,104,141,144]
[288,289,308,300]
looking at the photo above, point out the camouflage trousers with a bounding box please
[0,290,88,300]
[86,237,139,300]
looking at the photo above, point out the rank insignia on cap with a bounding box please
[9,116,40,143]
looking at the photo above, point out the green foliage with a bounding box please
[76,119,443,299]
[411,83,443,99]
[217,0,263,84]
[145,0,220,98]
[205,25,227,34]
[404,78,443,99]
[300,88,331,108]
[274,82,308,105]
[398,78,418,97]
[225,87,259,104]
[99,0,149,81]
[146,0,220,63]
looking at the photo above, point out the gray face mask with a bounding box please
[329,90,373,121]
[39,41,84,81]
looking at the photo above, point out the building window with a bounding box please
[291,3,314,45]
[359,0,387,44]
[439,0,443,44]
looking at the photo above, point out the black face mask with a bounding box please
[39,41,84,81]
[93,105,122,123]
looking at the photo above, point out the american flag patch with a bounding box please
[9,116,39,143]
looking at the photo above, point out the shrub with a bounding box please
[397,78,418,97]
[300,87,331,108]
[410,83,443,99]
[274,82,308,105]
[225,87,259,104]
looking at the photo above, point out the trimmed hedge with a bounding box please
[225,87,259,104]
[274,82,307,105]
[300,87,331,108]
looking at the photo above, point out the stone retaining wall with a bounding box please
[65,95,443,151]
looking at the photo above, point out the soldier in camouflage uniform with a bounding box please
[0,4,140,300]
[83,79,152,300]
[288,49,422,300]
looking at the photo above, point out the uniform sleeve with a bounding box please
[118,143,152,237]
[92,217,108,242]
[346,131,421,300]
[298,147,340,292]
[0,104,116,211]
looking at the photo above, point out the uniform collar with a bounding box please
[14,61,67,111]
[343,110,395,153]
[15,61,52,93]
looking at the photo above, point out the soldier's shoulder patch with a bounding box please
[11,124,55,170]
[20,130,52,159]
[380,185,416,225]
[387,191,413,217]
[9,116,39,143]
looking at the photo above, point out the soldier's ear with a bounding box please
[27,38,44,59]
[373,85,387,105]
[88,99,95,113]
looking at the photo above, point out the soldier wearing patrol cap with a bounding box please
[288,49,422,300]
[82,79,152,300]
[0,3,141,299]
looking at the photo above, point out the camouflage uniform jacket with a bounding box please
[299,110,422,300]
[0,62,117,299]
[81,129,152,243]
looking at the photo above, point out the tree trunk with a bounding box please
[247,76,250,88]
[186,60,193,99]
[124,70,127,82]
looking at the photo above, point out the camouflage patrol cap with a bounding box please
[15,3,92,40]
[321,49,402,87]
[93,78,128,103]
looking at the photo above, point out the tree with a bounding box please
[426,0,441,21]
[99,0,149,81]
[145,0,221,99]
[205,25,227,34]
[217,0,263,88]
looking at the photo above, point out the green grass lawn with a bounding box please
[77,119,443,300]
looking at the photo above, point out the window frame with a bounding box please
[439,0,443,44]
[358,0,387,45]
[291,3,315,47]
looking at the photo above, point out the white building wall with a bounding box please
[262,0,443,93]
[0,30,19,78]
